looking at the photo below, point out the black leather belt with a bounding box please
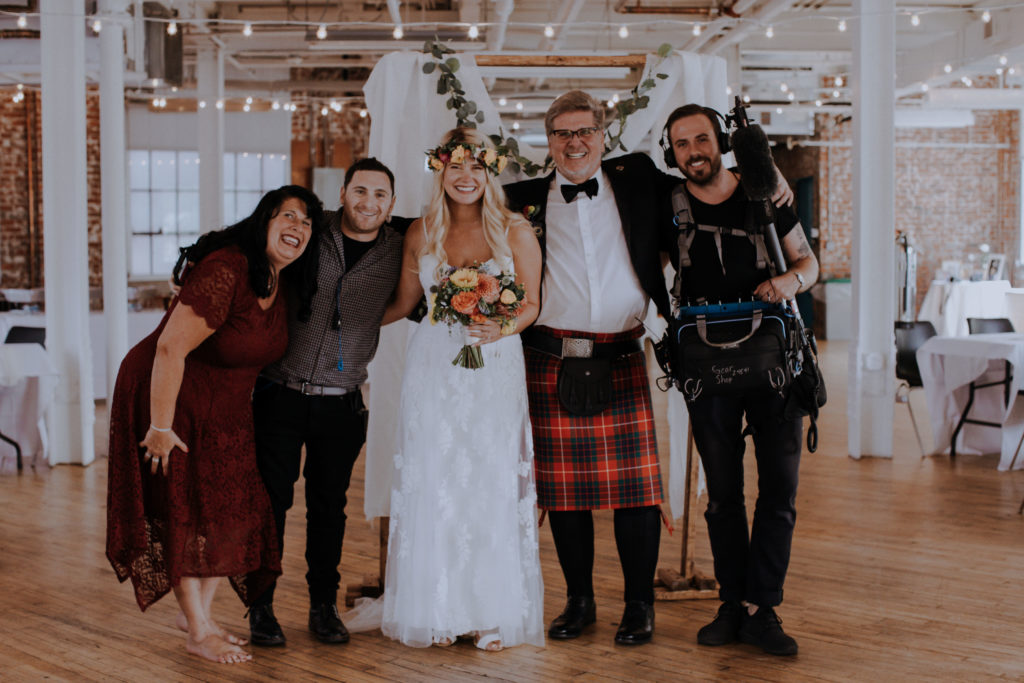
[521,328,641,360]
[279,379,357,397]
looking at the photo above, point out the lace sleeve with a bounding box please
[177,248,243,330]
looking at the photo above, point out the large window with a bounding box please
[128,150,289,277]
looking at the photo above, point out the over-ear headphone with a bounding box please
[660,105,731,169]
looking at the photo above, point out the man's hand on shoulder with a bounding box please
[772,166,794,207]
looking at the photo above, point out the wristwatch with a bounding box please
[793,271,805,288]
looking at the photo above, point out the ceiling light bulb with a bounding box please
[243,22,252,36]
[498,97,507,106]
[832,89,840,98]
[780,83,788,92]
[612,93,620,103]
[726,86,733,96]
[618,25,629,39]
[359,109,368,118]
[692,23,702,36]
[198,100,206,108]
[775,107,782,114]
[393,25,403,39]
[982,10,991,23]
[944,64,952,73]
[997,67,1004,75]
[272,100,280,110]
[910,13,920,27]
[765,25,774,38]
[167,21,177,36]
[742,94,751,103]
[512,121,520,130]
[544,25,554,38]
[215,99,224,109]
[607,100,615,108]
[17,14,26,28]
[962,76,972,86]
[1000,55,1008,66]
[920,83,929,92]
[321,106,328,116]
[836,76,844,87]
[245,96,253,105]
[1010,67,1017,75]
[151,97,159,107]
[815,99,822,107]
[16,83,23,91]
[243,103,250,112]
[467,24,479,39]
[515,101,524,111]
[838,19,846,32]
[92,19,101,33]
[316,24,327,40]
[787,92,795,101]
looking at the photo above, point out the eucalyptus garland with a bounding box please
[420,39,674,177]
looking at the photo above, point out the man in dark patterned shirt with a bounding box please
[247,158,410,647]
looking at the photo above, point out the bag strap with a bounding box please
[695,309,764,348]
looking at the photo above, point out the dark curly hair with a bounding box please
[173,185,325,322]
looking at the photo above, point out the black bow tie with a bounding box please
[560,177,598,203]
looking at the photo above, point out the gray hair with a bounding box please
[544,90,605,136]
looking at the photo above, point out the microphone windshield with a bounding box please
[730,124,777,202]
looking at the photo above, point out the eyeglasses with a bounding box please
[550,126,601,141]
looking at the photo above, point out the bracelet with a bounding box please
[150,424,172,433]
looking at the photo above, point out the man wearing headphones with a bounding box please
[661,103,818,656]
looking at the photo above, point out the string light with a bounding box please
[359,109,368,118]
[775,107,782,114]
[832,89,840,98]
[910,13,920,27]
[982,10,991,23]
[515,101,524,111]
[320,106,328,116]
[611,93,620,103]
[467,24,479,39]
[920,83,929,92]
[245,96,253,105]
[618,25,629,39]
[815,99,822,107]
[498,97,507,106]
[512,121,520,130]
[780,82,788,92]
[787,92,795,101]
[167,21,177,36]
[835,76,844,87]
[1010,67,1017,76]
[838,19,847,32]
[92,19,102,33]
[944,64,953,73]
[242,22,252,36]
[726,86,733,96]
[198,100,206,108]
[215,99,224,109]
[961,76,973,86]
[607,100,615,108]
[243,103,251,112]
[272,100,280,110]
[692,23,702,36]
[742,94,751,103]
[1000,55,1008,66]
[544,25,554,38]
[765,25,774,38]
[393,25,403,39]
[997,67,1004,75]
[316,23,327,39]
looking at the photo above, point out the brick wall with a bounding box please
[775,109,1021,312]
[0,89,104,290]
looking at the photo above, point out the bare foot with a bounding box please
[185,633,252,664]
[474,630,503,652]
[176,611,249,646]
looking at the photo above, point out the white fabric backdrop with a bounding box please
[362,50,726,521]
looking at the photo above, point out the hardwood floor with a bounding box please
[2,340,1024,681]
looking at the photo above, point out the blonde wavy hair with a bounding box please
[421,127,529,274]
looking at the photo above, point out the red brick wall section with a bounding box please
[800,109,1020,310]
[0,88,103,290]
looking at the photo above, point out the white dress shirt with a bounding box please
[535,170,649,333]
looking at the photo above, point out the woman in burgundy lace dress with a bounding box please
[106,186,323,664]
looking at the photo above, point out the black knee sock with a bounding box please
[614,506,661,603]
[548,510,595,598]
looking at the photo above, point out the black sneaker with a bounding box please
[309,603,350,644]
[739,606,798,656]
[697,601,744,646]
[248,603,286,646]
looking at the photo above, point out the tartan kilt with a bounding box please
[525,325,664,511]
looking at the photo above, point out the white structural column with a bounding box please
[848,0,896,458]
[41,0,95,465]
[99,0,130,413]
[197,43,224,232]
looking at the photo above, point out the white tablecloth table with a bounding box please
[0,343,58,472]
[918,280,1011,337]
[917,332,1024,470]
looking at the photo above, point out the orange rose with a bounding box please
[499,288,518,305]
[470,313,488,323]
[451,291,481,315]
[477,273,500,303]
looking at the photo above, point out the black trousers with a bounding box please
[686,389,802,607]
[548,505,661,604]
[251,378,367,607]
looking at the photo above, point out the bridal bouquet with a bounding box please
[430,263,526,369]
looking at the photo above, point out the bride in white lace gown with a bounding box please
[380,128,544,651]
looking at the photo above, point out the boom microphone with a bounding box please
[730,121,778,203]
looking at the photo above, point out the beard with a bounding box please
[341,207,385,236]
[679,154,723,186]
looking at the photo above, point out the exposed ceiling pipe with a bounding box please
[487,0,514,52]
[531,0,587,89]
[386,0,401,30]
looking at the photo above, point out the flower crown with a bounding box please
[426,141,510,176]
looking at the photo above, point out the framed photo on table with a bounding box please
[984,254,1006,281]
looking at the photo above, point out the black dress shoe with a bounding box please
[614,600,654,645]
[248,604,286,646]
[697,601,744,646]
[309,603,350,644]
[548,596,597,640]
[739,606,798,656]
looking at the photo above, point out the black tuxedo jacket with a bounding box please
[504,152,673,320]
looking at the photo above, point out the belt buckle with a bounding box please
[561,337,594,358]
[300,381,323,396]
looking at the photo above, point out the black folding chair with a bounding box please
[1,325,45,471]
[895,321,937,457]
[950,318,1017,459]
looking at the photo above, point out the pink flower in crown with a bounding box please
[438,151,451,164]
